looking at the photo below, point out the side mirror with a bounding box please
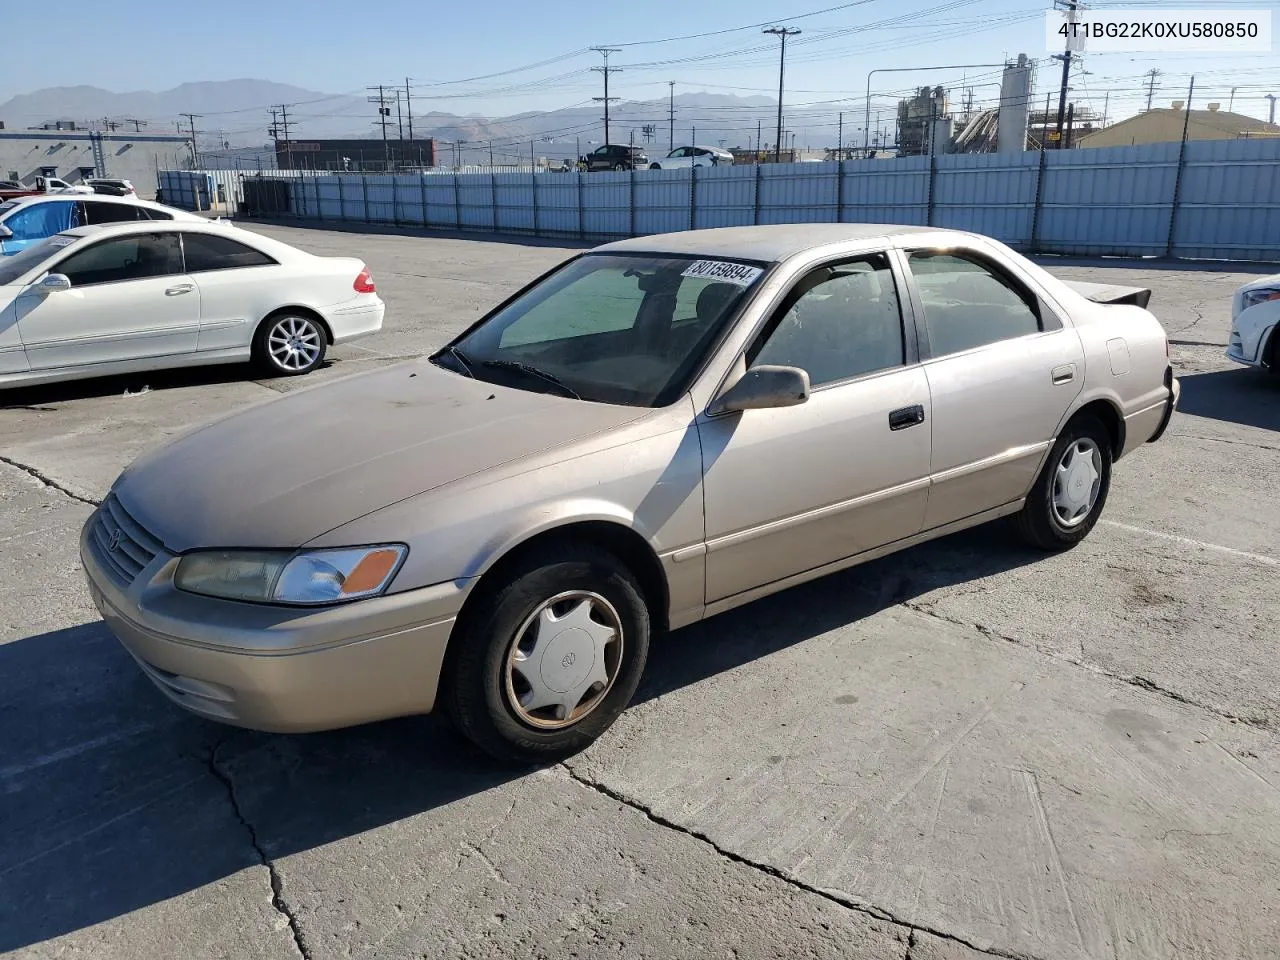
[709,364,810,415]
[40,273,71,293]
[0,225,11,239]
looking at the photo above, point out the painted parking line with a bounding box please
[1101,519,1279,567]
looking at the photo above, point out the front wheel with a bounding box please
[1014,415,1113,550]
[442,543,651,765]
[649,163,661,170]
[253,312,327,376]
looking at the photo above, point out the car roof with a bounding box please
[53,218,309,259]
[594,223,950,262]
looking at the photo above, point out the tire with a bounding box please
[649,163,661,170]
[252,311,327,377]
[613,162,626,171]
[1014,414,1113,551]
[442,543,651,765]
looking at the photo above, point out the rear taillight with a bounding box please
[354,266,376,293]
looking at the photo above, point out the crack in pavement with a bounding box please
[1169,433,1280,453]
[560,763,1039,960]
[0,455,99,506]
[898,600,1272,731]
[208,740,311,960]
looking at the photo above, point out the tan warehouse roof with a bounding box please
[1079,107,1280,148]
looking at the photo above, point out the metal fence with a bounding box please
[160,137,1280,261]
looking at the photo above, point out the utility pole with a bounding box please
[395,89,404,140]
[489,140,495,166]
[668,81,676,152]
[763,26,801,163]
[591,47,621,145]
[368,85,392,167]
[124,118,146,132]
[405,78,414,141]
[1144,68,1162,113]
[1268,94,1278,125]
[180,113,201,168]
[756,119,762,159]
[1051,0,1079,149]
[837,112,843,158]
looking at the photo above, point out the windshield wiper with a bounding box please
[478,359,582,399]
[434,344,475,377]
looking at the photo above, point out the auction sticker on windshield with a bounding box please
[682,260,764,286]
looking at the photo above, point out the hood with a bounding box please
[114,360,648,552]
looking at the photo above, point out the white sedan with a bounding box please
[1227,274,1280,374]
[0,220,385,388]
[647,145,735,170]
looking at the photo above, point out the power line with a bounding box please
[591,47,622,145]
[1144,68,1163,112]
[179,113,201,167]
[763,26,802,162]
[368,85,393,165]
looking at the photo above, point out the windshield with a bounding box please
[0,235,76,285]
[438,253,767,407]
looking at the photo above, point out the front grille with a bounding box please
[88,493,163,588]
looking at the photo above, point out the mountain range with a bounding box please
[0,79,832,162]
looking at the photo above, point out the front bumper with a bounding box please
[80,504,463,734]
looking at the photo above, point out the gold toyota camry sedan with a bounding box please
[80,224,1180,764]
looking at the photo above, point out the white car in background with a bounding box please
[0,220,385,388]
[0,193,202,255]
[648,145,735,170]
[1227,275,1280,374]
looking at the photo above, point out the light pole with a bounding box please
[764,26,801,163]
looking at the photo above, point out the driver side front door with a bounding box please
[15,231,198,370]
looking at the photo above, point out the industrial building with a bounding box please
[274,138,437,171]
[896,54,1038,156]
[0,124,189,191]
[1078,104,1280,148]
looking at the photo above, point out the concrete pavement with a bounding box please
[1,222,1277,960]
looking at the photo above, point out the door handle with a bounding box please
[888,404,926,431]
[1051,363,1076,385]
[165,283,194,296]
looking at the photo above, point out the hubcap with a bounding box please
[504,590,623,730]
[267,316,322,371]
[1052,438,1102,528]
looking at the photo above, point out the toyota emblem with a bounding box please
[107,529,124,552]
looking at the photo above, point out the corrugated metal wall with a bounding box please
[160,138,1280,261]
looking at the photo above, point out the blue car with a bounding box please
[0,195,190,255]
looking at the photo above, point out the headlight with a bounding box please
[175,545,406,605]
[1242,288,1280,309]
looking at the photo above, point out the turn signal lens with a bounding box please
[353,266,376,293]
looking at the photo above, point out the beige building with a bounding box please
[1079,103,1280,148]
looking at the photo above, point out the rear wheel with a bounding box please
[253,312,327,376]
[442,543,651,765]
[1014,414,1112,551]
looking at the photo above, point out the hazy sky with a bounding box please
[4,0,1276,131]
